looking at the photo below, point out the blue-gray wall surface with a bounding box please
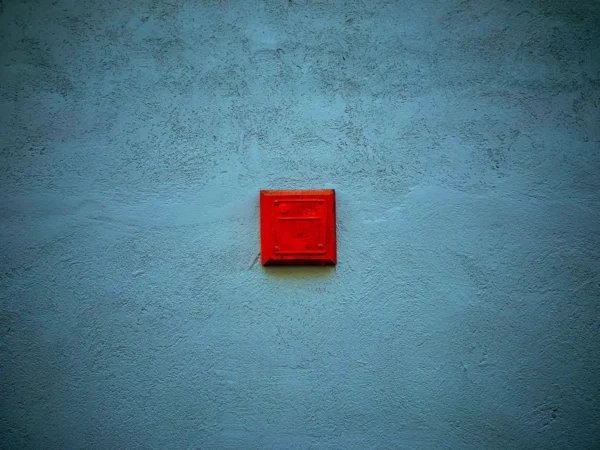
[1,0,599,449]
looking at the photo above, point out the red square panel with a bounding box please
[260,189,336,266]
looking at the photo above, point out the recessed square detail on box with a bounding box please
[260,189,336,266]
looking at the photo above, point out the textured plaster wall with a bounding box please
[1,0,599,449]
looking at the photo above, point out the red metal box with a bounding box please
[260,189,336,266]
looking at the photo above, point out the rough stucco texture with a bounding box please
[1,0,599,448]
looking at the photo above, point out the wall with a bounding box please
[1,0,599,448]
